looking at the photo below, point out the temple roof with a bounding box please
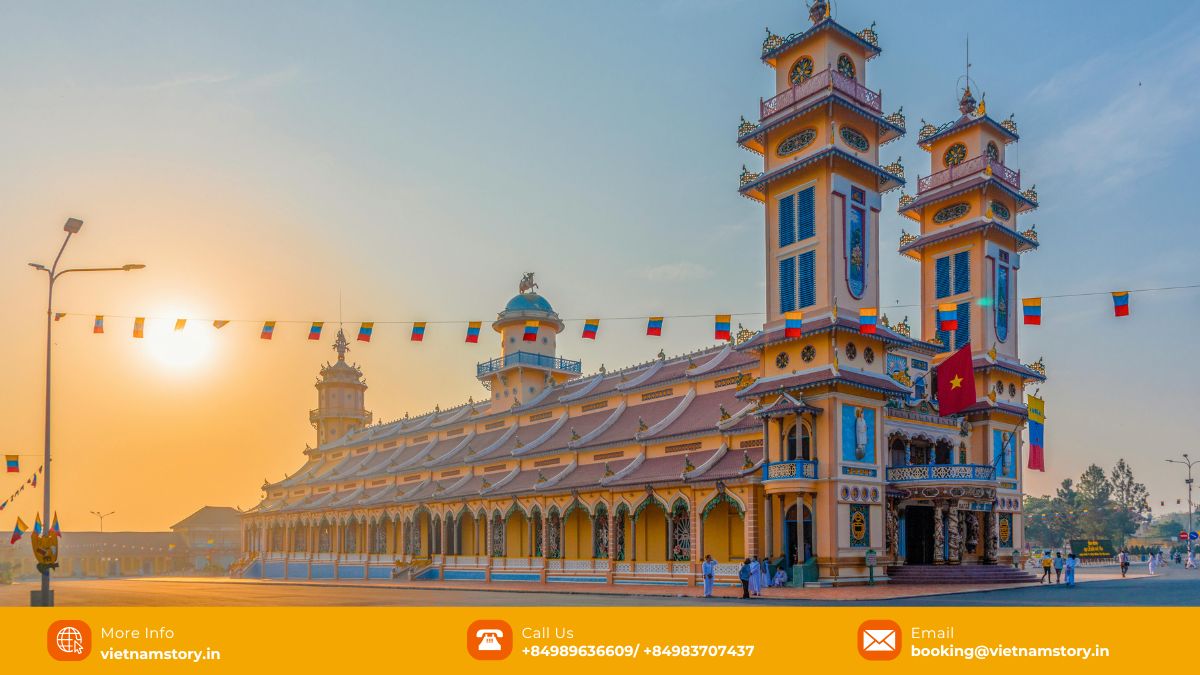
[736,365,910,399]
[761,18,881,66]
[735,315,942,355]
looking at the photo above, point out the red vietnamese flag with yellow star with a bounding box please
[936,344,977,417]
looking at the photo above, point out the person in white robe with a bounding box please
[772,566,788,587]
[701,554,717,598]
[748,557,761,596]
[759,556,770,590]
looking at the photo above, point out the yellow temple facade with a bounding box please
[238,1,1045,587]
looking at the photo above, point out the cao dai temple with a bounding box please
[238,1,1045,586]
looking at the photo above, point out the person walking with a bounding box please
[1040,552,1052,584]
[1012,549,1022,570]
[1064,553,1077,587]
[1118,549,1129,578]
[701,554,716,598]
[738,559,751,599]
[1053,551,1064,584]
[1148,551,1158,575]
[1187,550,1196,570]
[759,555,770,591]
[748,557,761,597]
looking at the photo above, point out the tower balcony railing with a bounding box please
[309,408,373,424]
[761,459,819,482]
[476,351,582,377]
[916,155,1020,194]
[760,67,882,121]
[885,463,995,484]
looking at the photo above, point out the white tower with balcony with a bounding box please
[478,274,581,414]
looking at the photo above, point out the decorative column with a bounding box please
[607,508,618,584]
[745,490,759,559]
[794,494,804,564]
[761,418,772,464]
[885,498,898,560]
[932,502,945,564]
[984,511,999,564]
[947,504,961,564]
[631,517,637,562]
[691,498,703,586]
[764,492,774,560]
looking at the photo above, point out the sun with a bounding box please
[147,324,214,370]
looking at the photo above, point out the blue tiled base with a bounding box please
[337,564,365,579]
[286,562,307,578]
[438,569,483,581]
[546,576,605,583]
[490,572,540,582]
[310,563,335,579]
[367,566,393,580]
[263,562,285,578]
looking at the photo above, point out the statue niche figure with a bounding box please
[854,408,869,460]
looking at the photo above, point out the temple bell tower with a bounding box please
[478,274,581,414]
[311,328,372,446]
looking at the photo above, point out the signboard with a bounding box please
[1180,531,1189,541]
[1069,539,1116,559]
[865,549,878,567]
[1191,532,1198,541]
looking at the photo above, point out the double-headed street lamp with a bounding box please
[1166,453,1196,562]
[90,510,116,533]
[28,218,144,607]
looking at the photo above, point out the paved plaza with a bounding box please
[0,564,1191,607]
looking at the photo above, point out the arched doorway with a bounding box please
[562,503,590,559]
[702,496,745,562]
[783,503,813,567]
[457,510,479,556]
[505,507,529,557]
[634,500,668,562]
[785,422,813,461]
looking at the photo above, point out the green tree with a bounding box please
[1109,458,1150,544]
[1075,464,1114,538]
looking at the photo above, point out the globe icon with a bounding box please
[56,626,84,654]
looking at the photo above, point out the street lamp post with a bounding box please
[29,218,144,607]
[90,510,116,533]
[1166,454,1196,563]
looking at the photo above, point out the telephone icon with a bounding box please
[476,629,504,651]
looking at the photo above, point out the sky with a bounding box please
[0,0,1198,531]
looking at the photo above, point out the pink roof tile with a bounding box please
[608,450,719,487]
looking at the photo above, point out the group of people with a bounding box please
[699,554,789,598]
[1038,551,1079,586]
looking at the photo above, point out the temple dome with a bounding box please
[504,292,555,314]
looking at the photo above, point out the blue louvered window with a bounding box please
[796,187,815,241]
[779,256,796,313]
[955,301,970,349]
[953,250,971,294]
[778,194,795,248]
[797,250,816,308]
[935,256,951,298]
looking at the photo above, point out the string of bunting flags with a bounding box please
[44,282,1199,343]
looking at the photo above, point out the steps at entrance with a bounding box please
[886,565,1038,585]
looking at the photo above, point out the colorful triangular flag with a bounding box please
[465,321,482,343]
[858,308,878,334]
[646,317,664,336]
[308,322,323,341]
[784,311,802,338]
[93,316,104,334]
[357,322,374,342]
[213,320,229,329]
[174,319,187,331]
[53,312,65,321]
[582,319,599,340]
[411,322,426,341]
[1022,297,1041,325]
[714,314,731,341]
[133,317,145,339]
[260,321,276,339]
[522,320,539,342]
[51,512,61,537]
[10,517,27,544]
[5,456,17,473]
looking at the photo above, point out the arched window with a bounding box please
[785,422,814,460]
[317,521,332,553]
[669,501,691,561]
[592,504,610,559]
[934,440,953,465]
[889,437,907,467]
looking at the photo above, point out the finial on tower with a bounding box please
[957,35,977,115]
[333,328,349,361]
[519,272,538,294]
[808,0,829,24]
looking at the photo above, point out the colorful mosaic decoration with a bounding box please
[846,201,867,296]
[790,56,814,85]
[933,202,970,224]
[986,141,1000,162]
[837,54,856,80]
[777,128,816,156]
[840,126,869,152]
[998,513,1013,548]
[995,263,1010,342]
[990,201,1011,220]
[775,351,790,369]
[849,504,869,547]
[801,344,816,362]
[943,142,967,167]
[863,346,875,364]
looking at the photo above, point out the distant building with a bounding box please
[0,506,241,579]
[171,506,242,571]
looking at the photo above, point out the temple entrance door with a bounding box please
[905,505,935,565]
[783,503,814,571]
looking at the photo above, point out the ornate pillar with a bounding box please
[947,504,961,564]
[631,517,637,562]
[744,489,759,559]
[761,418,771,464]
[984,511,999,564]
[764,492,774,560]
[607,509,618,560]
[932,502,945,564]
[885,498,898,560]
[795,494,804,564]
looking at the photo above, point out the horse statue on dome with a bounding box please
[519,272,538,294]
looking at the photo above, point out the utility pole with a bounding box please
[1166,454,1196,563]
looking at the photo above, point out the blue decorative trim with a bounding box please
[286,562,308,578]
[367,566,393,579]
[613,579,689,586]
[310,563,335,579]
[337,564,365,579]
[264,562,284,578]
[491,572,540,582]
[440,569,484,581]
[546,575,606,584]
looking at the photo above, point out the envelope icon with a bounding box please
[862,629,896,652]
[857,620,901,660]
